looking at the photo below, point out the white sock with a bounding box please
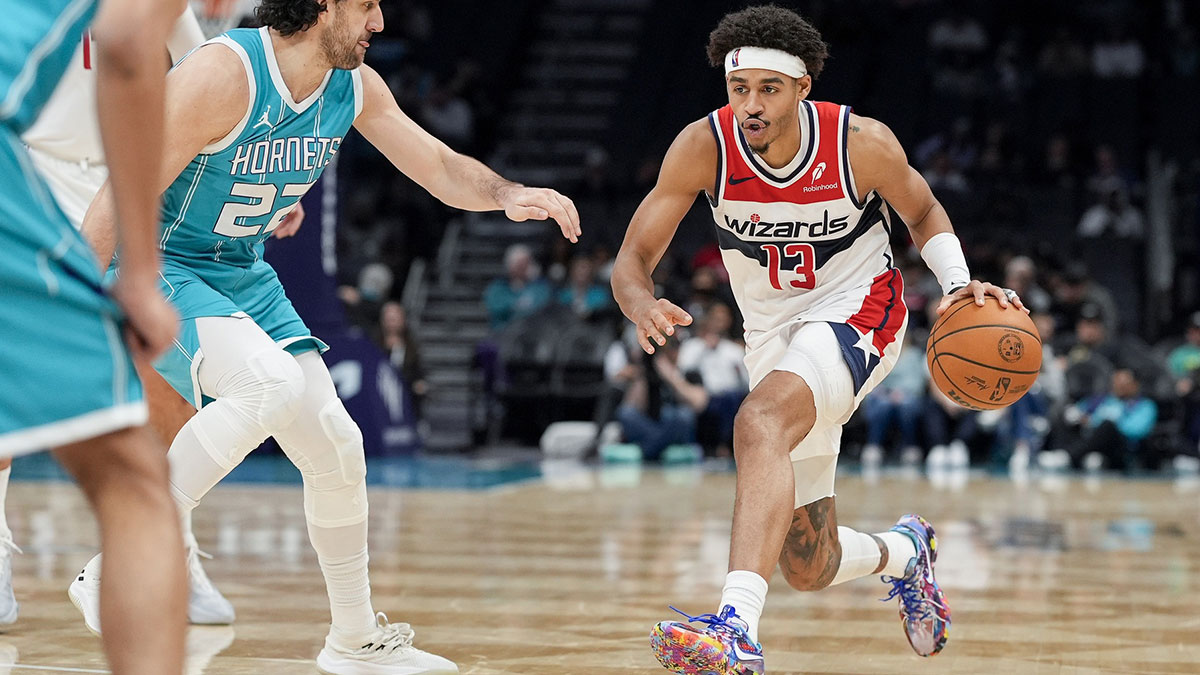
[309,520,376,640]
[718,570,768,643]
[0,467,11,542]
[829,528,917,585]
[180,509,198,551]
[829,527,883,586]
[877,531,917,578]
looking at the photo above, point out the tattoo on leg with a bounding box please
[779,497,840,590]
[869,533,888,574]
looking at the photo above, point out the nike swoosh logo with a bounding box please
[728,175,754,185]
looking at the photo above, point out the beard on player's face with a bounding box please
[320,10,367,69]
[742,108,794,155]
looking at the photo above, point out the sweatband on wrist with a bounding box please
[725,47,807,79]
[920,232,970,295]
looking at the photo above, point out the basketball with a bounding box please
[926,296,1042,411]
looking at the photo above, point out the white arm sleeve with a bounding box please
[920,231,971,295]
[166,5,206,64]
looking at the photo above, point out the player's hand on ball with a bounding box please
[632,298,693,354]
[501,186,582,243]
[273,202,305,239]
[935,280,1027,315]
[112,273,179,365]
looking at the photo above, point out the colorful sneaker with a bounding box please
[882,514,951,657]
[650,604,764,674]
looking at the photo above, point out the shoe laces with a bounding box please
[669,605,755,648]
[360,612,415,653]
[187,547,218,593]
[881,574,931,621]
[0,538,21,560]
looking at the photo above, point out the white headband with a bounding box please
[724,46,807,79]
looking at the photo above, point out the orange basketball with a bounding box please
[926,296,1042,410]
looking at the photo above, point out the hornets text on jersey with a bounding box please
[159,26,362,269]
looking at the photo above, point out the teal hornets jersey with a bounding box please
[0,0,95,134]
[159,27,362,269]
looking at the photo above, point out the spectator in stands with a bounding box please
[1038,134,1079,191]
[1057,368,1158,472]
[914,116,977,174]
[1007,308,1068,472]
[484,244,551,332]
[605,338,698,462]
[1169,27,1199,77]
[1168,312,1200,452]
[339,262,394,330]
[1050,264,1119,335]
[923,150,970,194]
[1077,187,1145,240]
[1091,24,1146,79]
[1085,145,1135,203]
[1037,28,1090,79]
[677,303,748,456]
[927,8,988,56]
[861,330,929,468]
[557,254,613,321]
[1004,255,1052,314]
[378,301,428,417]
[421,85,475,150]
[1061,302,1125,372]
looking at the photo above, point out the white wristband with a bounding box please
[920,232,970,295]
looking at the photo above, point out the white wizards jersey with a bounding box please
[20,34,102,164]
[707,100,908,363]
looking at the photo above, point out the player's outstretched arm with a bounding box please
[352,65,580,242]
[82,39,249,269]
[848,113,1024,315]
[611,120,715,354]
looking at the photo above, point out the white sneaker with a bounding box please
[1037,449,1071,471]
[900,446,923,467]
[1173,455,1200,474]
[861,444,883,468]
[1009,446,1030,475]
[1083,451,1104,472]
[947,440,970,469]
[0,538,19,625]
[317,612,458,675]
[68,554,102,635]
[187,546,235,625]
[69,547,235,636]
[925,445,948,472]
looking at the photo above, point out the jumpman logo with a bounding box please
[253,106,274,130]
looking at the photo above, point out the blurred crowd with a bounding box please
[316,0,1200,469]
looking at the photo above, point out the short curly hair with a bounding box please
[706,5,829,80]
[255,0,344,37]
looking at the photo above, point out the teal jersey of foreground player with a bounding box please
[159,27,362,269]
[0,0,95,134]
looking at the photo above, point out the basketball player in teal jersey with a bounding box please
[82,1,579,672]
[0,0,230,673]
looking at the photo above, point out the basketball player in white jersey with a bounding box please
[82,0,579,672]
[612,7,1023,674]
[5,2,292,630]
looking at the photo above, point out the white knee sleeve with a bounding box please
[242,347,306,430]
[301,399,368,529]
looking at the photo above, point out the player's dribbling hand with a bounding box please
[935,279,1028,316]
[501,186,582,243]
[111,274,179,365]
[631,298,693,354]
[273,202,305,239]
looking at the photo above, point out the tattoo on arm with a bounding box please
[850,124,861,133]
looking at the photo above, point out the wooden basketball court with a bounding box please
[1,459,1197,673]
